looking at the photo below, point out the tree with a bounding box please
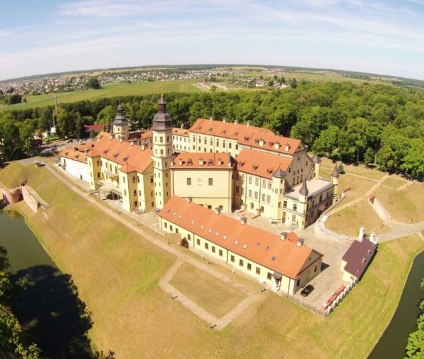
[401,138,424,177]
[0,246,41,358]
[312,125,339,156]
[405,280,424,358]
[86,77,101,89]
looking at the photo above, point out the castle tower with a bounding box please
[152,97,173,209]
[331,164,339,204]
[112,104,129,140]
[270,167,286,223]
[311,154,322,179]
[298,180,309,229]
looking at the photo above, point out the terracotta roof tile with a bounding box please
[172,152,233,169]
[86,135,152,173]
[159,196,322,279]
[236,149,292,179]
[238,132,303,155]
[190,118,273,140]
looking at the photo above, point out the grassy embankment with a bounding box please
[1,161,423,359]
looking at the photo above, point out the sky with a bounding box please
[1,0,424,81]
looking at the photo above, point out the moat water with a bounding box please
[0,210,94,359]
[0,209,422,358]
[368,250,424,359]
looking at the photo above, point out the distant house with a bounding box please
[340,239,377,281]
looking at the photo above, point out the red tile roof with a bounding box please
[238,131,303,156]
[236,149,292,179]
[159,196,322,279]
[173,128,189,136]
[190,118,273,140]
[172,152,233,170]
[59,143,93,163]
[87,134,152,173]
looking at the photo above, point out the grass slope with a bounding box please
[1,162,423,359]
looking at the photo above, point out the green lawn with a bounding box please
[1,161,423,359]
[169,262,246,319]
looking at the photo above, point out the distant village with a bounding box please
[0,67,295,98]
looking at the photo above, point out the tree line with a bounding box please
[1,81,423,176]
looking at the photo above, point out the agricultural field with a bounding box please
[1,161,423,359]
[2,79,203,111]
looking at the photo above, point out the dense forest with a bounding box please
[1,81,423,176]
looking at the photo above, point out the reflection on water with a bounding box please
[0,210,94,359]
[368,251,424,359]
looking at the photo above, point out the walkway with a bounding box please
[315,172,424,243]
[45,164,264,330]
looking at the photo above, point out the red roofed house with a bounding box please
[159,196,323,295]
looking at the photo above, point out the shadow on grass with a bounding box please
[12,265,95,359]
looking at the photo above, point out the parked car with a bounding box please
[300,284,314,297]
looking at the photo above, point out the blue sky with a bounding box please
[1,0,424,81]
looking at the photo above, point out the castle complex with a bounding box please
[59,98,339,293]
[60,99,338,229]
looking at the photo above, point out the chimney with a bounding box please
[296,238,304,247]
[280,232,287,241]
[358,226,365,241]
[240,217,247,225]
[199,157,204,166]
[84,149,88,154]
[218,157,223,166]
[131,140,135,146]
[214,207,221,215]
[186,196,192,203]
[285,143,290,152]
[234,119,238,125]
[179,158,183,165]
[110,134,113,140]
[223,118,227,123]
[209,116,214,121]
[274,141,280,150]
[246,121,250,127]
[73,146,77,152]
[180,124,184,129]
[370,232,378,244]
[141,143,145,151]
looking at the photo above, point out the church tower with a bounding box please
[112,104,129,140]
[152,97,173,209]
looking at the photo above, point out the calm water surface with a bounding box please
[0,210,94,359]
[368,251,424,359]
